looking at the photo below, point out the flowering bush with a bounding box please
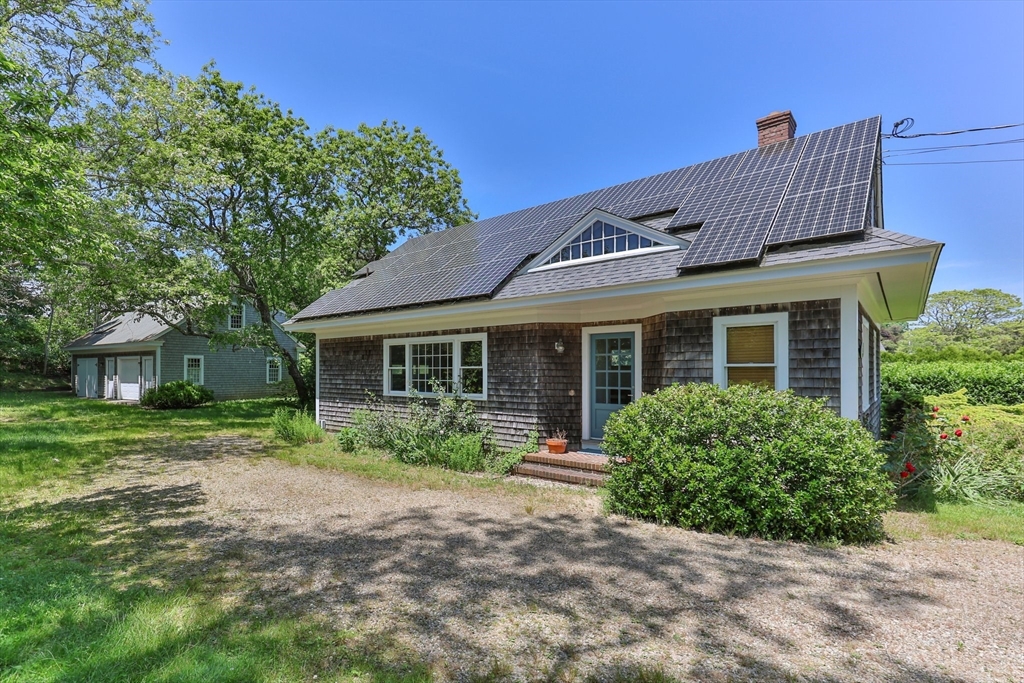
[881,391,1024,502]
[602,383,893,544]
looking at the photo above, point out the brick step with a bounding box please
[513,461,607,487]
[523,451,609,473]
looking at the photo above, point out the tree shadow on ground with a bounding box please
[3,471,988,682]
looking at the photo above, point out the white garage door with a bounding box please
[118,357,141,401]
[77,358,98,398]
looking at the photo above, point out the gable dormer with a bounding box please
[526,208,689,273]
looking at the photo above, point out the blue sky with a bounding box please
[150,0,1023,298]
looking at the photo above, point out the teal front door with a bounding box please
[591,332,635,439]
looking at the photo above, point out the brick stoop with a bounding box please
[513,451,609,487]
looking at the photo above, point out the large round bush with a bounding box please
[602,383,893,544]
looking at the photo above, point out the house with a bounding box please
[283,112,942,451]
[65,303,298,401]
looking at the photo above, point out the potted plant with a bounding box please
[546,429,568,454]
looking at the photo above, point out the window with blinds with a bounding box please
[725,324,776,389]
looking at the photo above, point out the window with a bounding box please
[184,355,204,385]
[384,333,487,399]
[542,219,665,267]
[229,303,244,330]
[712,312,788,391]
[267,357,282,384]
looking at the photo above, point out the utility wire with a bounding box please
[884,118,1024,139]
[883,138,1024,157]
[884,158,1024,166]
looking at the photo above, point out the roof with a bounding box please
[291,116,935,324]
[64,312,169,349]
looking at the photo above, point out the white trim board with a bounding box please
[581,323,642,442]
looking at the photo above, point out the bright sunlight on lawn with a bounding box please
[2,390,1022,682]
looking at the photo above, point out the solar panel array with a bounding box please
[292,116,881,321]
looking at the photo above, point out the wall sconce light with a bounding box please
[554,340,565,354]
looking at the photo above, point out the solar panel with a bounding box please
[290,116,883,321]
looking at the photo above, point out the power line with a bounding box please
[884,158,1024,166]
[883,118,1024,139]
[883,138,1024,157]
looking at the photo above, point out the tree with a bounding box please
[919,289,1023,341]
[87,67,474,406]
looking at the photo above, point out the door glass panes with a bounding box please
[411,342,453,393]
[725,325,776,389]
[593,335,633,407]
[459,340,484,394]
[388,344,407,392]
[544,220,664,265]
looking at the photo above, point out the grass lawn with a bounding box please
[1,390,1021,682]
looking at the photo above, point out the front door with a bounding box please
[142,357,155,395]
[590,332,635,439]
[77,358,98,398]
[118,357,141,401]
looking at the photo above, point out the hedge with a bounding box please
[882,361,1024,407]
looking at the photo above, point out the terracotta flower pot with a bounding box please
[546,438,567,454]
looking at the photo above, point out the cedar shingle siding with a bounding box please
[319,298,846,449]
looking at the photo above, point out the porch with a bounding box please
[512,448,611,487]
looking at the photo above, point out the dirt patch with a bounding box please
[32,438,1024,682]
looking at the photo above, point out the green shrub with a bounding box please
[272,408,326,444]
[336,427,360,452]
[883,390,1024,502]
[485,430,539,475]
[139,381,214,409]
[443,432,487,472]
[602,383,893,544]
[882,361,1024,431]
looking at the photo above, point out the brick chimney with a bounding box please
[756,110,797,147]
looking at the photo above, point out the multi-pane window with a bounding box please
[543,219,664,266]
[384,334,487,398]
[229,303,244,330]
[725,325,776,389]
[713,313,788,392]
[267,357,281,384]
[184,355,204,385]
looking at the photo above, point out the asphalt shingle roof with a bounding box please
[291,116,935,323]
[64,312,168,349]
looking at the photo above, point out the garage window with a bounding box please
[184,355,204,385]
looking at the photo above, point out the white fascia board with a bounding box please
[285,246,940,337]
[65,341,164,354]
[524,207,690,272]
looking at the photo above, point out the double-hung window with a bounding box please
[712,312,788,391]
[229,303,244,330]
[184,355,205,385]
[384,333,487,399]
[267,357,282,384]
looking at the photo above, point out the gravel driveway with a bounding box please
[31,437,1024,682]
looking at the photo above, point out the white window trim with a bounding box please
[383,332,487,400]
[228,303,245,330]
[266,356,282,384]
[861,317,871,412]
[581,323,643,442]
[529,244,680,273]
[712,312,789,391]
[183,354,205,385]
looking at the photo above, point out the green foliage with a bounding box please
[336,427,360,453]
[881,391,1024,503]
[485,430,539,475]
[602,383,893,544]
[271,408,326,444]
[139,381,214,410]
[881,360,1024,431]
[920,288,1023,342]
[442,432,488,473]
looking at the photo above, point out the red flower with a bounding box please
[961,415,970,422]
[933,406,940,412]
[900,471,909,479]
[890,434,898,440]
[955,429,963,437]
[905,462,916,473]
[940,433,949,440]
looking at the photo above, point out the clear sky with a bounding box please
[150,0,1024,298]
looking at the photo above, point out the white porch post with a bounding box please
[840,286,860,419]
[315,335,321,425]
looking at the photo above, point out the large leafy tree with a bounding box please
[920,289,1023,341]
[88,67,474,405]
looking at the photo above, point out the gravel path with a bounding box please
[30,437,1024,682]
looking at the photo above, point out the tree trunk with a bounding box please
[252,298,312,409]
